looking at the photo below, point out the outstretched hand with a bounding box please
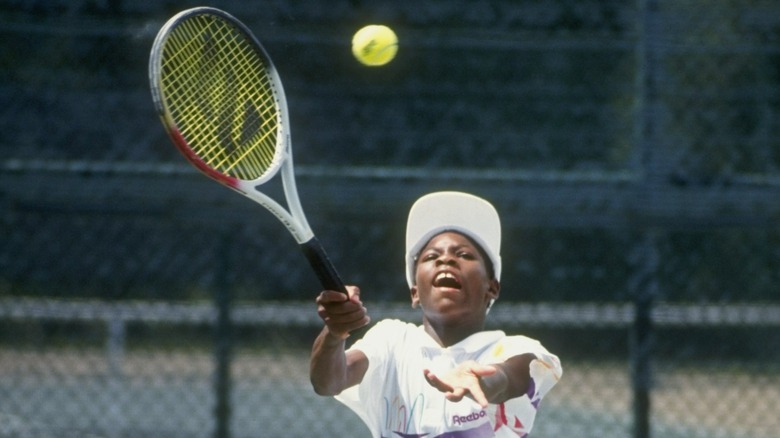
[315,285,370,339]
[423,361,498,408]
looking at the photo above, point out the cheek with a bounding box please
[466,267,492,293]
[415,261,434,282]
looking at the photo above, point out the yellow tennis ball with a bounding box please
[351,25,398,66]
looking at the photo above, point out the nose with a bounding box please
[435,252,457,267]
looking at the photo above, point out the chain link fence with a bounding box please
[2,0,779,437]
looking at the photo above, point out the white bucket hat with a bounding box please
[405,191,502,289]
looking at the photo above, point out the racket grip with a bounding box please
[300,237,347,293]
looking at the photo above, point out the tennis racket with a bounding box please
[149,7,346,293]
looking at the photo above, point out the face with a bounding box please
[410,231,500,324]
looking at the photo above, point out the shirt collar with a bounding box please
[417,325,504,354]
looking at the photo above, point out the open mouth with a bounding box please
[433,271,462,289]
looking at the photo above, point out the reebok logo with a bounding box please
[452,410,486,425]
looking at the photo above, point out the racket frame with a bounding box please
[149,7,344,291]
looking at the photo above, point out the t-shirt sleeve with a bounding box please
[487,336,563,437]
[346,318,405,364]
[333,319,407,433]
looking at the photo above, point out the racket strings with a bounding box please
[160,14,281,181]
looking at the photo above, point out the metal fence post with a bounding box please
[214,230,234,438]
[632,0,661,433]
[629,231,660,438]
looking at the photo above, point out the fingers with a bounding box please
[459,364,494,407]
[425,369,486,406]
[346,285,362,302]
[466,384,489,408]
[423,363,495,408]
[471,364,498,378]
[316,286,370,338]
[423,369,450,392]
[316,285,362,305]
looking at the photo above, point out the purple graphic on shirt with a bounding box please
[526,377,542,409]
[386,420,493,438]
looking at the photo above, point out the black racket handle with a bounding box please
[300,237,348,294]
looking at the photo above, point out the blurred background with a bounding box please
[1,0,779,437]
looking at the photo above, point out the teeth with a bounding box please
[433,272,461,289]
[435,272,455,282]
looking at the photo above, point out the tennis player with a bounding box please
[310,191,562,437]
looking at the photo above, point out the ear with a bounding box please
[486,279,500,307]
[410,285,420,308]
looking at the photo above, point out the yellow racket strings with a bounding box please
[160,14,280,180]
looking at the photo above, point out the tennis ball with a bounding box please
[351,25,398,66]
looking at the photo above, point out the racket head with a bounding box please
[149,7,289,188]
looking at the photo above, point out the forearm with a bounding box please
[480,353,535,404]
[309,327,349,396]
[311,286,370,395]
[479,363,511,404]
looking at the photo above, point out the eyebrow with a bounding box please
[420,241,477,255]
[418,237,495,278]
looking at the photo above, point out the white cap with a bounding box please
[405,191,502,289]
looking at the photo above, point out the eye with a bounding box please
[420,252,439,262]
[457,251,476,260]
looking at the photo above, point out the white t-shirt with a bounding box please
[335,319,562,438]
